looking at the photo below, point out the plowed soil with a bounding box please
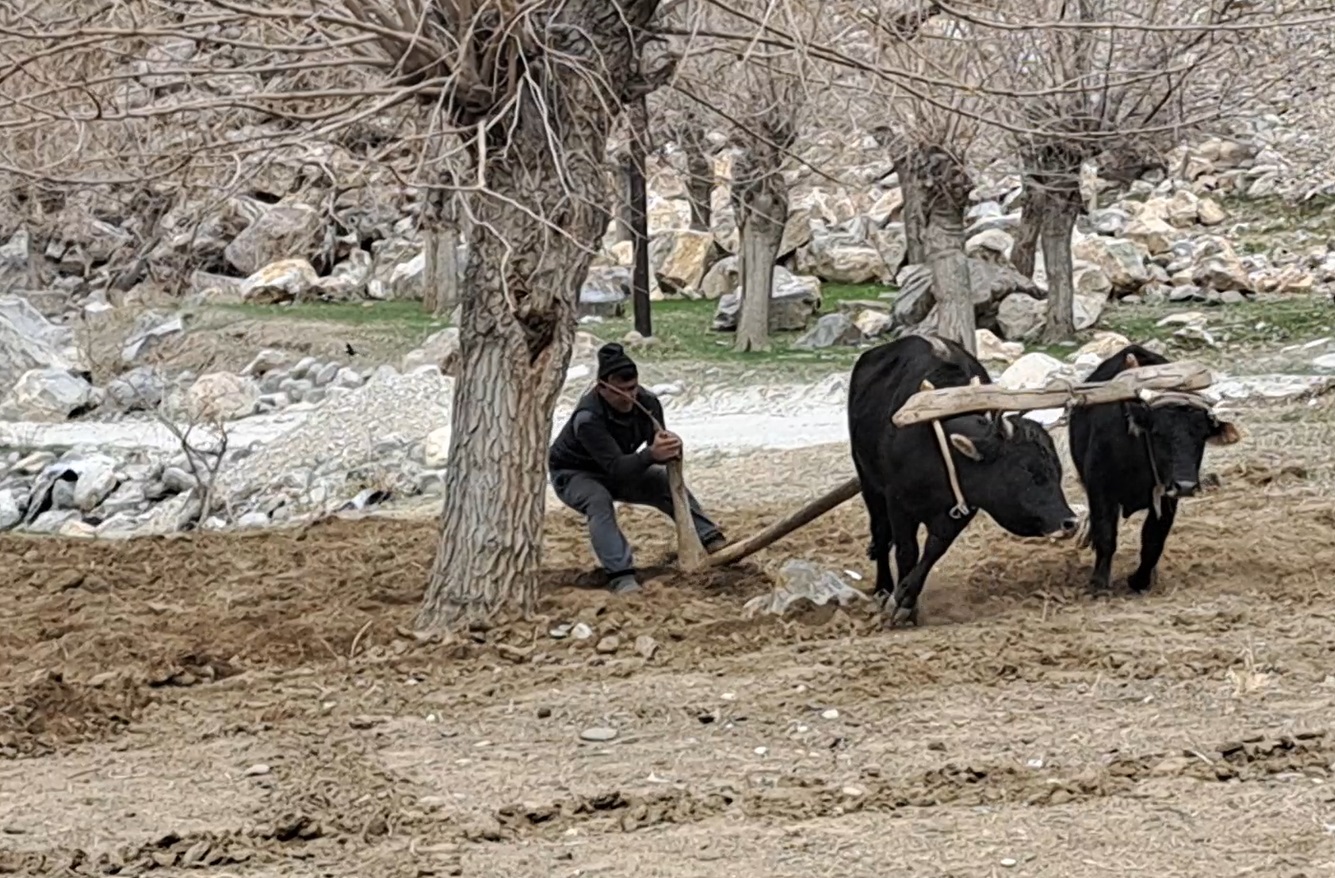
[3,399,1335,877]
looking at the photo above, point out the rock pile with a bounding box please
[0,320,605,537]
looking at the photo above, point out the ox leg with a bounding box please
[855,469,895,597]
[1127,498,1177,594]
[888,512,968,628]
[1086,493,1120,594]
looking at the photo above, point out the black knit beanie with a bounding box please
[597,342,637,381]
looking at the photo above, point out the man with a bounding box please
[548,342,727,594]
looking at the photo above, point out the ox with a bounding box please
[848,334,1080,626]
[1069,344,1240,594]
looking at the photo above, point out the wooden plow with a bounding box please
[667,356,1216,573]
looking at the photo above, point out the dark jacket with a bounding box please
[548,387,665,481]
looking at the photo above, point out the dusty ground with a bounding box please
[4,395,1335,877]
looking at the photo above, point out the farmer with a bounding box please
[548,342,727,594]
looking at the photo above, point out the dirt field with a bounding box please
[4,396,1335,877]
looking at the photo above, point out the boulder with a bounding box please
[241,258,319,304]
[792,313,863,349]
[0,297,79,387]
[185,372,260,421]
[652,229,714,295]
[1072,235,1150,294]
[795,242,887,284]
[579,265,629,318]
[996,293,1046,341]
[0,368,98,421]
[975,328,1023,363]
[712,267,821,333]
[224,203,324,275]
[997,352,1078,390]
[401,328,461,376]
[105,366,167,411]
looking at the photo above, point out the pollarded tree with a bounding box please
[1,0,677,631]
[678,0,824,353]
[984,0,1315,342]
[860,8,1003,354]
[728,82,800,354]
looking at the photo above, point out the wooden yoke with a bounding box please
[892,360,1214,427]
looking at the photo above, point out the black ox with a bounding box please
[1069,344,1240,594]
[848,334,1080,626]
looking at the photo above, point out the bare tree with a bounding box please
[1,1,676,631]
[681,0,819,353]
[979,0,1309,342]
[729,86,798,353]
[860,7,1001,354]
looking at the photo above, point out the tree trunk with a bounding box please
[919,147,975,354]
[1039,190,1082,344]
[614,158,635,246]
[422,221,460,317]
[1012,179,1045,280]
[628,103,653,338]
[894,154,929,266]
[682,131,713,232]
[733,148,788,353]
[416,0,651,630]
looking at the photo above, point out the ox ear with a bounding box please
[997,413,1017,440]
[949,433,984,461]
[1208,418,1241,446]
[1124,352,1140,370]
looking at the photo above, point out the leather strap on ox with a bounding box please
[919,379,971,520]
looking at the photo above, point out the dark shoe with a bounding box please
[608,572,641,594]
[703,534,728,554]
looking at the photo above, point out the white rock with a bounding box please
[66,454,120,512]
[975,328,1023,363]
[185,372,261,421]
[422,426,452,467]
[240,258,319,304]
[1074,331,1131,361]
[998,353,1076,390]
[0,490,22,530]
[579,727,618,742]
[0,368,97,421]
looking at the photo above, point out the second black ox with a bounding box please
[1069,344,1240,594]
[848,334,1080,627]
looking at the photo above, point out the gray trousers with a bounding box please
[551,465,722,576]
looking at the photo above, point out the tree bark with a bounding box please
[919,147,975,354]
[417,0,654,633]
[732,144,788,353]
[422,220,461,317]
[681,128,713,232]
[614,154,636,246]
[1039,189,1083,344]
[1012,179,1045,280]
[894,154,929,266]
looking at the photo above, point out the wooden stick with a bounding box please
[891,361,1214,426]
[666,457,710,571]
[700,476,862,570]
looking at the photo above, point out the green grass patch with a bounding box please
[205,282,1333,380]
[584,282,889,372]
[215,299,448,330]
[1098,296,1333,347]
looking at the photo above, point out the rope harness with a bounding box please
[1127,400,1167,520]
[918,379,972,520]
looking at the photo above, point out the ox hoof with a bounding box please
[889,604,920,628]
[1126,570,1155,594]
